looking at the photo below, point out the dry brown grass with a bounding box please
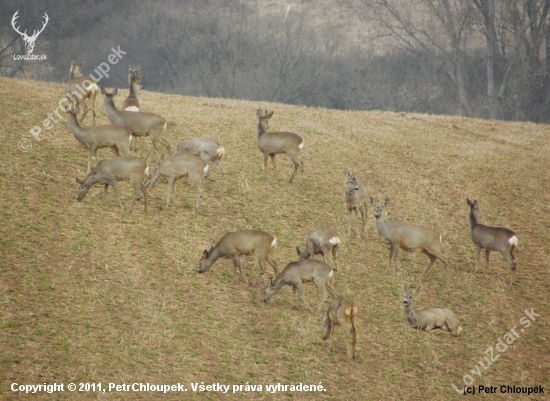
[1,77,549,400]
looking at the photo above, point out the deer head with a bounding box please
[12,11,49,54]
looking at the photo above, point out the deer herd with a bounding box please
[63,61,519,361]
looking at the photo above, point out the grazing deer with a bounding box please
[402,284,462,336]
[344,169,370,238]
[370,198,449,279]
[64,101,132,173]
[296,227,340,272]
[123,65,144,112]
[65,60,99,125]
[75,156,147,212]
[198,230,279,286]
[255,109,304,183]
[101,87,171,162]
[146,154,209,212]
[467,199,518,284]
[263,259,336,313]
[171,137,226,186]
[322,296,357,359]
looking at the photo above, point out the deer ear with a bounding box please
[265,111,273,119]
[370,196,375,205]
[256,109,261,118]
[76,177,82,185]
[466,198,472,207]
[100,86,106,95]
[113,87,118,96]
[202,249,209,258]
[473,200,478,207]
[412,286,420,295]
[296,244,302,256]
[383,198,389,206]
[78,61,84,68]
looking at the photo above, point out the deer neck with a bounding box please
[104,98,120,119]
[374,214,391,239]
[468,210,478,235]
[404,303,418,325]
[65,115,82,135]
[129,82,139,98]
[256,122,267,140]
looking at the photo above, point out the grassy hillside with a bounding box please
[1,77,549,400]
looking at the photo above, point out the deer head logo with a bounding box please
[11,11,49,54]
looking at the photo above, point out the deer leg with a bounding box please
[347,207,353,236]
[147,139,158,164]
[86,148,93,174]
[78,100,88,124]
[166,177,176,206]
[194,182,203,213]
[421,252,437,278]
[473,244,483,273]
[287,151,304,184]
[484,249,491,272]
[296,282,312,312]
[108,180,122,209]
[500,249,516,284]
[354,208,360,238]
[263,152,269,180]
[252,259,267,287]
[265,255,279,276]
[328,324,335,351]
[129,175,144,210]
[90,92,96,126]
[359,204,367,238]
[391,244,400,272]
[213,160,226,189]
[110,145,120,157]
[269,154,277,179]
[103,184,108,201]
[387,245,394,272]
[232,254,247,283]
[140,182,148,213]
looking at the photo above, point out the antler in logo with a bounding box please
[11,11,49,54]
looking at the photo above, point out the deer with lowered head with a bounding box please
[322,295,357,360]
[402,284,462,336]
[263,259,336,314]
[75,156,148,212]
[64,101,132,173]
[198,230,279,286]
[123,65,144,112]
[65,60,99,125]
[146,153,209,212]
[344,169,370,238]
[296,227,340,273]
[171,137,226,187]
[467,199,518,284]
[101,87,171,162]
[255,108,304,183]
[370,198,449,280]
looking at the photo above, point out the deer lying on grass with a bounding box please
[296,227,340,272]
[322,295,357,359]
[75,156,147,212]
[198,230,279,286]
[402,284,462,336]
[344,169,370,238]
[101,87,171,162]
[64,101,132,173]
[370,198,449,280]
[263,259,336,313]
[65,60,99,125]
[171,137,226,187]
[146,154,209,212]
[467,199,518,284]
[123,65,143,112]
[255,109,304,183]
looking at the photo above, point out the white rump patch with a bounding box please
[298,141,304,150]
[328,270,334,278]
[203,164,210,174]
[125,106,139,112]
[164,123,167,130]
[217,146,226,158]
[129,134,133,145]
[457,326,463,334]
[89,83,99,92]
[271,238,277,248]
[439,234,442,243]
[509,235,518,246]
[145,166,149,176]
[329,236,341,245]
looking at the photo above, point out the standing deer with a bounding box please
[263,259,336,313]
[66,60,99,125]
[344,169,370,238]
[467,199,518,284]
[64,101,132,173]
[146,154,209,212]
[171,137,226,186]
[321,296,357,359]
[101,87,171,162]
[370,198,449,279]
[296,227,340,272]
[402,284,462,336]
[198,230,279,286]
[75,156,147,212]
[123,65,144,111]
[255,109,304,183]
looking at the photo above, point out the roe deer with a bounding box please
[75,156,147,212]
[64,101,131,173]
[123,65,143,111]
[171,137,226,187]
[370,198,449,280]
[146,154,209,212]
[296,227,340,272]
[263,259,336,313]
[344,169,370,238]
[65,60,99,125]
[101,87,171,162]
[402,284,462,336]
[321,295,357,359]
[198,230,279,286]
[467,199,518,284]
[255,109,304,183]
